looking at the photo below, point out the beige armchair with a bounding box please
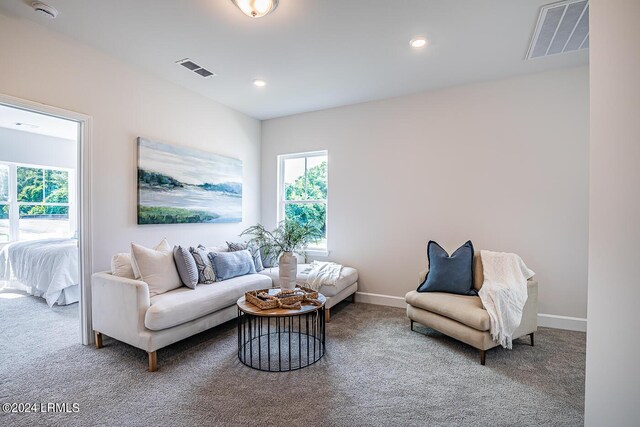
[405,253,538,365]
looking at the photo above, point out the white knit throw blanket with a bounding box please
[304,261,343,291]
[478,250,535,349]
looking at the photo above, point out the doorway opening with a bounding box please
[0,94,92,345]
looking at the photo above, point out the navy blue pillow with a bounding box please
[417,240,476,296]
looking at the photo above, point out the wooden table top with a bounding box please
[237,289,326,317]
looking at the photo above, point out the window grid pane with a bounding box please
[19,204,69,218]
[17,166,45,203]
[284,201,326,238]
[283,157,305,201]
[18,216,70,241]
[284,156,327,202]
[44,169,69,203]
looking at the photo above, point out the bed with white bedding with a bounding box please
[0,238,79,307]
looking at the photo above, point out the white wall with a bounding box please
[0,13,261,271]
[585,1,640,424]
[0,127,76,169]
[262,67,589,320]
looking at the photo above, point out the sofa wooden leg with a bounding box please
[530,332,535,347]
[480,350,486,366]
[148,351,157,372]
[410,320,414,331]
[325,308,331,323]
[94,331,103,349]
[351,292,356,304]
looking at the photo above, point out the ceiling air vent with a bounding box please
[176,58,216,78]
[526,0,589,59]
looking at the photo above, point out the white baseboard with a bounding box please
[355,292,406,309]
[355,292,588,332]
[537,313,587,332]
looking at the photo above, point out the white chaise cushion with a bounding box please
[131,239,182,298]
[144,273,273,331]
[261,264,358,297]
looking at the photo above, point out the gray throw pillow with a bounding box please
[226,241,264,272]
[173,246,198,289]
[189,246,216,284]
[209,250,256,281]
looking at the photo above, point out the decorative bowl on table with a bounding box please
[245,286,319,310]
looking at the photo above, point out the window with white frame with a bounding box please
[278,151,328,251]
[0,162,74,243]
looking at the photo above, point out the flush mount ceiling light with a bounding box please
[409,37,428,48]
[231,0,279,18]
[253,79,266,87]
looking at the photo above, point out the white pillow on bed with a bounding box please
[130,239,181,298]
[111,253,135,279]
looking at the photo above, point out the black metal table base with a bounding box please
[237,307,326,372]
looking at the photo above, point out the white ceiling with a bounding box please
[0,104,78,140]
[0,0,589,120]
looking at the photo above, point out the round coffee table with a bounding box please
[237,289,326,372]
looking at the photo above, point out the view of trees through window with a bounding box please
[0,163,71,242]
[17,167,69,217]
[282,153,327,247]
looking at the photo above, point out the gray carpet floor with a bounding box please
[0,289,586,426]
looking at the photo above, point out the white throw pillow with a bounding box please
[111,253,135,279]
[130,238,172,279]
[130,239,181,297]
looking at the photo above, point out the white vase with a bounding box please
[278,251,297,291]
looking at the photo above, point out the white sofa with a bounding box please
[92,264,358,371]
[92,272,272,371]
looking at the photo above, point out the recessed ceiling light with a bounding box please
[253,79,266,87]
[409,37,428,49]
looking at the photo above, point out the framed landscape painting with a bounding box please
[137,138,242,224]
